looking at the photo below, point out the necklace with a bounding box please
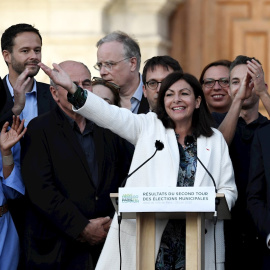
[175,133,186,148]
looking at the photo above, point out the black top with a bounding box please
[212,112,269,235]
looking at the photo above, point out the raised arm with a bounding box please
[218,73,252,145]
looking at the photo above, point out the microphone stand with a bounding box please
[197,156,219,270]
[117,140,164,270]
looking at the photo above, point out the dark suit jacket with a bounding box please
[0,75,56,128]
[21,106,132,269]
[0,77,6,112]
[137,95,149,114]
[247,124,270,239]
[0,75,56,263]
[247,124,270,269]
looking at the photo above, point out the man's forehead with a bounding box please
[60,63,91,80]
[230,64,247,78]
[13,32,41,44]
[146,65,173,78]
[97,41,124,60]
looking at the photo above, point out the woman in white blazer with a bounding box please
[39,63,237,270]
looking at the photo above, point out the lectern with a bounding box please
[111,187,230,270]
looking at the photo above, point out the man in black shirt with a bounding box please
[21,61,132,269]
[213,55,270,270]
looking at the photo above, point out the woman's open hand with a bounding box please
[0,116,27,155]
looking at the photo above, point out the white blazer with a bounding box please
[74,92,237,270]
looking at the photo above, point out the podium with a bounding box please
[111,190,230,270]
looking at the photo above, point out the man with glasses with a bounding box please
[94,31,149,114]
[142,56,183,112]
[213,55,270,270]
[199,60,232,113]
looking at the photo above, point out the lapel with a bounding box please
[3,76,53,116]
[137,95,149,114]
[53,107,95,187]
[2,75,14,109]
[195,135,212,187]
[36,82,53,116]
[166,128,180,186]
[0,77,7,110]
[92,125,106,189]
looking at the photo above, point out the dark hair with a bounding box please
[142,56,183,85]
[92,77,121,107]
[1,23,42,52]
[156,71,214,138]
[199,59,231,85]
[96,31,141,71]
[230,55,261,72]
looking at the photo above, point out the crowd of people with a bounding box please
[0,23,270,270]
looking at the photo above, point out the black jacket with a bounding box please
[21,106,132,269]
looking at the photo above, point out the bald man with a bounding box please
[21,61,131,270]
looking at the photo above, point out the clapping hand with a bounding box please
[247,59,267,96]
[234,73,253,102]
[12,68,34,116]
[0,116,27,155]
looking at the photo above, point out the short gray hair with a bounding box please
[96,31,141,71]
[50,78,57,89]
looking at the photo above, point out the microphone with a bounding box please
[118,140,164,226]
[197,156,219,225]
[120,140,164,188]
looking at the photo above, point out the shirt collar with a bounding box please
[239,113,269,127]
[131,74,143,102]
[61,108,94,133]
[6,74,37,97]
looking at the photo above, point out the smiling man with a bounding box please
[142,56,182,112]
[0,23,56,128]
[0,24,56,268]
[213,55,270,270]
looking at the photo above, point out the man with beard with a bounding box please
[142,55,182,112]
[0,24,56,268]
[213,55,270,270]
[0,23,56,128]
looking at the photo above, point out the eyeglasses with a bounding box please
[94,57,132,71]
[145,80,162,90]
[203,78,229,88]
[92,77,120,92]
